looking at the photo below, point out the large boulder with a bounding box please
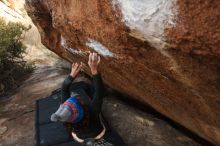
[25,0,220,145]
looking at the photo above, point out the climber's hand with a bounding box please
[70,63,82,78]
[88,52,100,75]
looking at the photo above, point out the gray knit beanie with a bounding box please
[50,104,71,122]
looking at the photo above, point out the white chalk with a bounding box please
[86,38,114,57]
[61,36,83,55]
[112,0,177,50]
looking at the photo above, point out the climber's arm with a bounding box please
[87,52,104,116]
[91,73,104,116]
[61,75,74,103]
[61,63,82,103]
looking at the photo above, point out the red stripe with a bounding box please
[64,101,78,122]
[65,101,78,114]
[65,102,77,122]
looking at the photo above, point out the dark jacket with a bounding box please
[61,73,104,139]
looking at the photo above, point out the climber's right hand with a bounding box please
[88,52,100,75]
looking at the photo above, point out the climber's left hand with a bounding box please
[70,62,82,78]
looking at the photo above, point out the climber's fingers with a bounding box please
[75,63,82,74]
[88,52,100,67]
[72,63,75,68]
[88,52,92,65]
[73,63,79,71]
[97,56,101,64]
[94,53,100,65]
[70,62,81,78]
[93,52,100,64]
[92,52,96,64]
[80,62,84,71]
[94,52,98,62]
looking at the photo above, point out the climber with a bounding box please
[51,52,105,144]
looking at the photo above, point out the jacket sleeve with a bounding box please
[91,73,104,116]
[61,75,74,103]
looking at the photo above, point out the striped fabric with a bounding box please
[63,97,84,123]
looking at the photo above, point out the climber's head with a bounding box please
[51,97,84,123]
[50,104,71,122]
[50,113,59,122]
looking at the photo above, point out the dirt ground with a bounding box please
[0,65,203,146]
[103,97,202,146]
[0,66,68,146]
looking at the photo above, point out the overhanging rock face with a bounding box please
[25,0,220,145]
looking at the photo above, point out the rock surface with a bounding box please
[25,0,220,145]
